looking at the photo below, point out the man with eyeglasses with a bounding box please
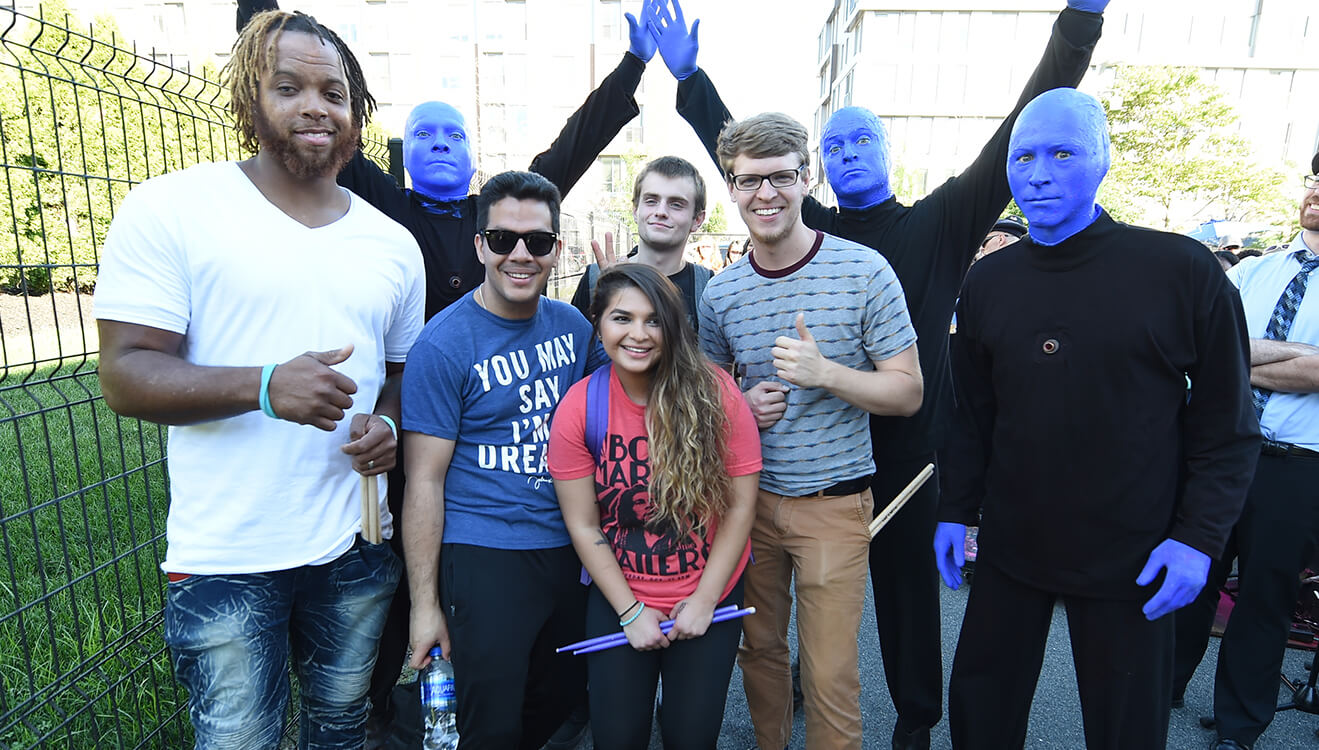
[1207,152,1319,750]
[400,171,608,749]
[650,1,1107,743]
[698,112,922,750]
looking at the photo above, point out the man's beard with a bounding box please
[1302,199,1319,232]
[254,107,360,180]
[747,202,802,248]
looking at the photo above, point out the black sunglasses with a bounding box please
[481,229,558,257]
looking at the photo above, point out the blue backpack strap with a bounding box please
[580,364,611,586]
[585,364,611,466]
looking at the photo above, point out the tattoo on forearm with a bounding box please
[594,531,609,546]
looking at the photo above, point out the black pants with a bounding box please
[1213,452,1319,745]
[367,462,411,718]
[585,579,744,750]
[869,452,944,731]
[948,561,1173,750]
[441,543,587,750]
[1171,536,1235,699]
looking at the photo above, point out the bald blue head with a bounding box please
[1007,88,1110,246]
[821,106,892,209]
[404,101,475,201]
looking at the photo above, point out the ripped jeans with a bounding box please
[164,538,401,750]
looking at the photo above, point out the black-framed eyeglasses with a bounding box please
[729,164,806,192]
[1305,174,1319,190]
[481,229,558,256]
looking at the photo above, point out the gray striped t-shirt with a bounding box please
[698,231,916,496]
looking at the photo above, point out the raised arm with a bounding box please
[936,1,1105,248]
[527,1,659,196]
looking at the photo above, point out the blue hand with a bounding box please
[933,522,967,590]
[625,0,659,62]
[1066,0,1109,13]
[1136,538,1210,621]
[649,0,699,81]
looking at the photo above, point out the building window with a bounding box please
[601,156,626,194]
[625,105,644,144]
[599,0,624,41]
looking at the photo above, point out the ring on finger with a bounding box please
[367,459,375,470]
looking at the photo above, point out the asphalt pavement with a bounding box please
[576,574,1319,749]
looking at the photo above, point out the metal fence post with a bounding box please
[388,136,405,187]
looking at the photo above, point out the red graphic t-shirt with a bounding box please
[548,366,761,610]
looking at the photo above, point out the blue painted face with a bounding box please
[1007,89,1110,246]
[821,107,892,209]
[403,101,475,201]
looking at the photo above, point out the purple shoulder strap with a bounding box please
[579,365,611,587]
[585,364,611,465]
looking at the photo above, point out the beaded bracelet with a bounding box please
[619,602,645,627]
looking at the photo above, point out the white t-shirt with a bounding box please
[94,162,426,574]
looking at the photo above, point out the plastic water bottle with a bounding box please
[420,647,458,750]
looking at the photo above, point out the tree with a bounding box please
[1100,65,1293,232]
[700,202,728,233]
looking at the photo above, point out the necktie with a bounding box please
[1252,248,1319,418]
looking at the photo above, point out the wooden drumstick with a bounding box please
[869,463,934,539]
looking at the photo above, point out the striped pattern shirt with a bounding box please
[698,230,917,495]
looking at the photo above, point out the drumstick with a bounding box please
[868,463,934,539]
[368,475,381,543]
[360,474,371,542]
[360,473,381,544]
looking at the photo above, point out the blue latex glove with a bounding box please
[625,0,659,62]
[1066,0,1109,13]
[933,522,967,590]
[1136,538,1210,621]
[649,0,699,81]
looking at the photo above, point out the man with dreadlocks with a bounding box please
[94,11,424,748]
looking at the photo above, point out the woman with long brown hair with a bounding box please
[548,264,760,749]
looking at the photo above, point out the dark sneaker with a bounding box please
[544,703,590,750]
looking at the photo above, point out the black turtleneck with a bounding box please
[941,211,1259,599]
[338,52,645,320]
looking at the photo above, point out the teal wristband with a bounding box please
[376,414,398,438]
[259,363,279,419]
[619,601,645,627]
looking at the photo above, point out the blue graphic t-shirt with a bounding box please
[402,293,608,549]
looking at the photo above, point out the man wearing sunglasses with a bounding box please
[400,171,608,750]
[698,112,921,750]
[234,5,659,737]
[651,1,1107,744]
[1206,152,1319,750]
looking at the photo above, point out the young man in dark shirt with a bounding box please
[649,1,1108,745]
[934,88,1259,749]
[569,156,715,331]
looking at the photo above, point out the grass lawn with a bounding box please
[0,360,191,748]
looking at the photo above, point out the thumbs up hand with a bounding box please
[267,344,359,431]
[771,313,831,388]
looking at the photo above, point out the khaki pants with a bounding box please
[739,488,874,750]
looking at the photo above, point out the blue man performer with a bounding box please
[651,1,1108,746]
[934,88,1259,749]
